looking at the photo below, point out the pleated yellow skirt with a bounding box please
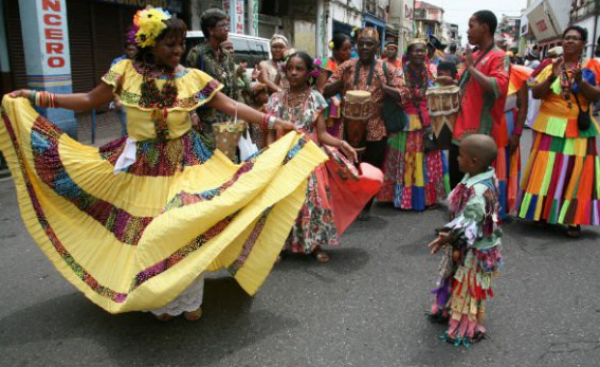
[0,96,326,313]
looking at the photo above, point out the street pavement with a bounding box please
[1,130,600,367]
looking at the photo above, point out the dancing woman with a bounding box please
[0,7,325,319]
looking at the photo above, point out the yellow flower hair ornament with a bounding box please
[130,6,172,48]
[328,41,335,51]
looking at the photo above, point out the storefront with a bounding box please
[1,0,181,95]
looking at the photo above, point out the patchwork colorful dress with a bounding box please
[267,89,382,254]
[492,65,532,218]
[0,59,326,314]
[431,168,503,346]
[322,57,344,139]
[518,59,600,225]
[377,62,449,210]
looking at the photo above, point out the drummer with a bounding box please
[449,10,509,188]
[323,27,404,219]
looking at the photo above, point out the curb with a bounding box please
[0,169,11,179]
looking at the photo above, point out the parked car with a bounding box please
[185,31,271,76]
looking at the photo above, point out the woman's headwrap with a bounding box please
[358,27,379,42]
[270,34,289,47]
[128,6,172,48]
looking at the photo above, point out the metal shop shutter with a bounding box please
[4,0,27,92]
[67,0,94,93]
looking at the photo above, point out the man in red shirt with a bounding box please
[449,10,510,187]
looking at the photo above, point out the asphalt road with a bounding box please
[1,130,600,367]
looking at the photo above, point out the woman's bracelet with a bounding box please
[28,90,37,105]
[267,115,277,130]
[30,91,57,108]
[261,112,271,130]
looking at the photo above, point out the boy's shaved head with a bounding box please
[461,134,497,168]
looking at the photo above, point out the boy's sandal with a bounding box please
[472,330,487,343]
[566,225,581,238]
[183,307,203,321]
[314,249,330,263]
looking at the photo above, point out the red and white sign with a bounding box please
[41,0,67,69]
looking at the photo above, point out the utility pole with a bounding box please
[593,0,599,57]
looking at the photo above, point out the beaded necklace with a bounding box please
[559,57,582,109]
[139,65,178,138]
[404,61,432,106]
[560,56,582,109]
[284,88,310,128]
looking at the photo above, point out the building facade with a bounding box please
[524,0,571,57]
[414,1,443,40]
[571,0,600,56]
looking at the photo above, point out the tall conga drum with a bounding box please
[342,91,373,154]
[212,121,246,162]
[426,86,460,150]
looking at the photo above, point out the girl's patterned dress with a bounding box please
[267,89,381,254]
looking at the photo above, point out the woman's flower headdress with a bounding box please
[128,6,172,48]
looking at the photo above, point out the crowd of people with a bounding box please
[0,5,599,349]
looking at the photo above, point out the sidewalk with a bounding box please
[0,110,122,179]
[76,109,123,146]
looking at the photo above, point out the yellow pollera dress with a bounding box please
[0,59,326,314]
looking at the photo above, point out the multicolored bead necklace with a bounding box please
[404,61,433,106]
[139,65,178,138]
[559,57,582,109]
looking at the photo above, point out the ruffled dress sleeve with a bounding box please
[311,90,329,116]
[101,58,130,95]
[176,68,224,111]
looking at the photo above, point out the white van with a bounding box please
[185,31,271,72]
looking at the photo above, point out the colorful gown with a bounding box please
[518,59,600,225]
[0,59,326,314]
[492,65,532,218]
[378,62,449,210]
[431,168,503,347]
[323,58,344,139]
[267,89,382,254]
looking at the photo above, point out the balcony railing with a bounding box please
[570,0,597,22]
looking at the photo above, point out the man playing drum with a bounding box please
[449,10,510,188]
[323,27,404,219]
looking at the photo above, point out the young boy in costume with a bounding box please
[427,134,503,347]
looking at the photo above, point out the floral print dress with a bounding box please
[267,89,340,253]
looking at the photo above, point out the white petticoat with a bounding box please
[149,273,205,316]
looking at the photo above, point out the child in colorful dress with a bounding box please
[427,134,503,347]
[267,52,382,263]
